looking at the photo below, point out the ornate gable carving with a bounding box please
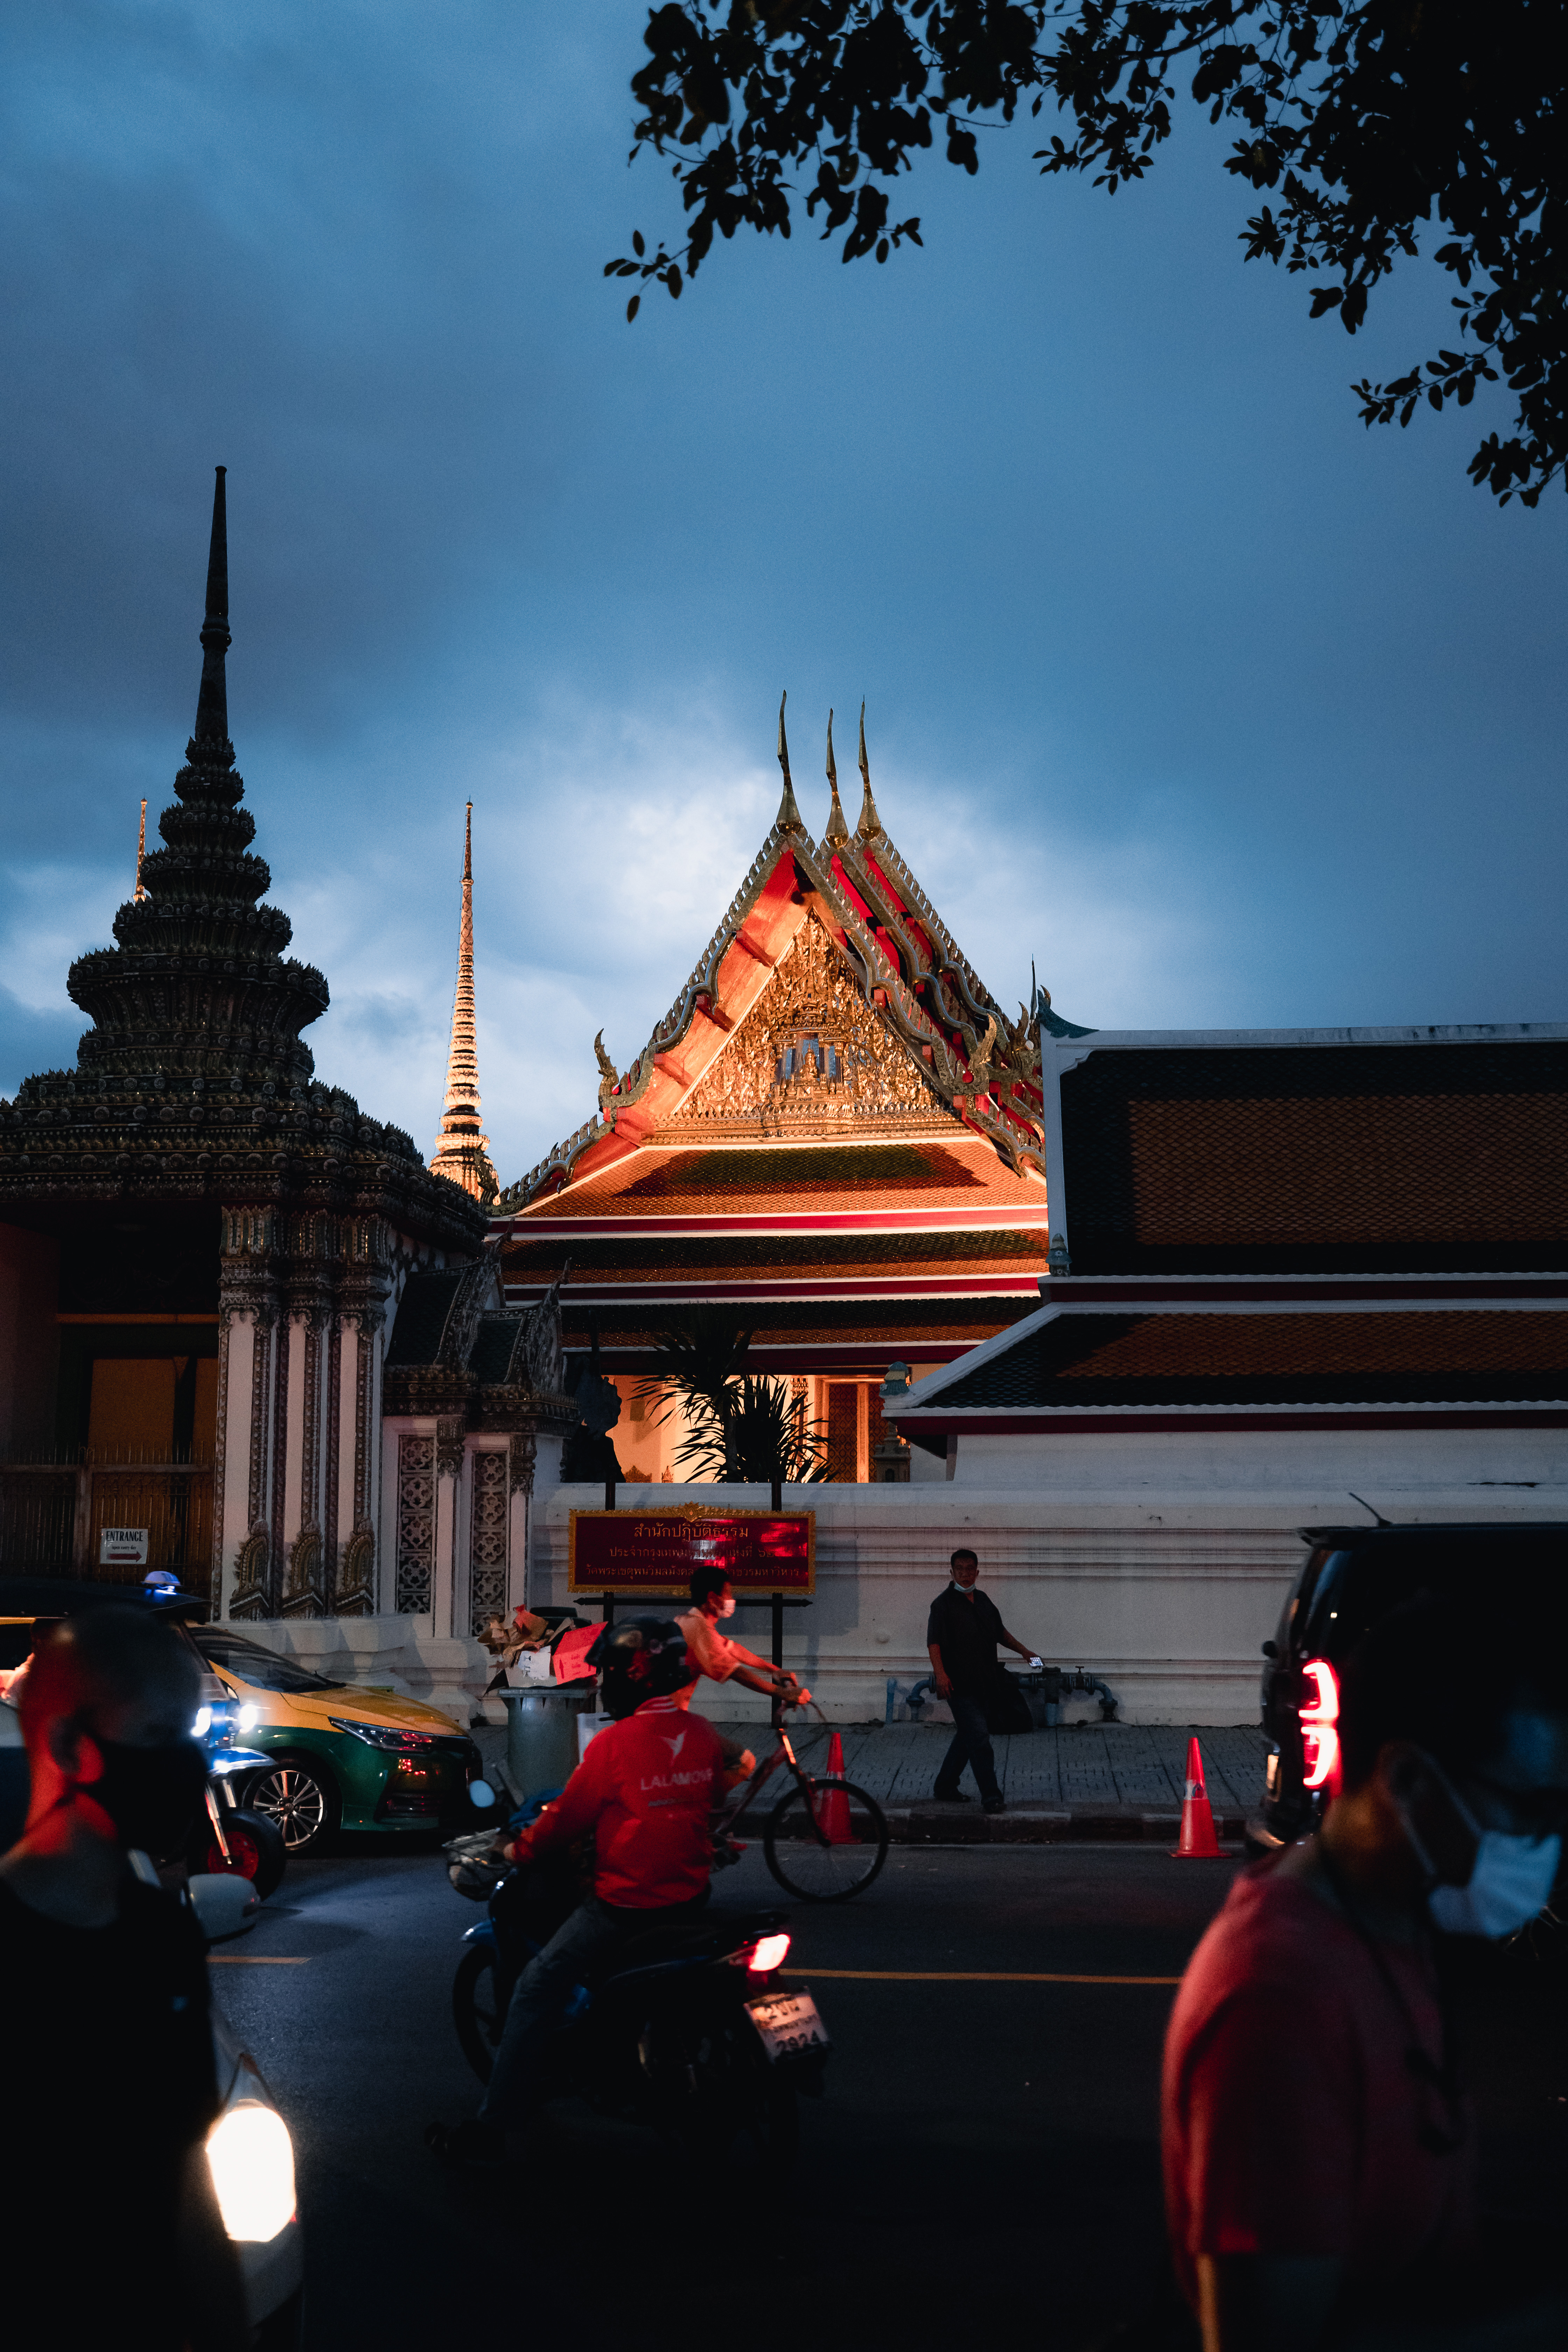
[652,915,957,1143]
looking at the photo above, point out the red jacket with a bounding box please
[511,1696,726,1908]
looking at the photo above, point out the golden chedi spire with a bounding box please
[429,802,499,1205]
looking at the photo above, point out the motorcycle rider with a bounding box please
[427,1617,727,2169]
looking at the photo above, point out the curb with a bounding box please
[885,1806,1250,1846]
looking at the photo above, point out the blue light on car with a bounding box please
[326,1718,438,1751]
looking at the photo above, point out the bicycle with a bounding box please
[714,1700,889,1903]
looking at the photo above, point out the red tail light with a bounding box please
[736,1932,791,1975]
[1299,1657,1341,1793]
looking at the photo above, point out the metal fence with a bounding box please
[0,1452,215,1587]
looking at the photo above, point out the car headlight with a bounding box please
[327,1717,437,1751]
[206,2101,296,2243]
[192,1706,211,1740]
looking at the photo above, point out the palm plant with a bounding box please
[638,1311,831,1485]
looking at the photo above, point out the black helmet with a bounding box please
[588,1617,696,1719]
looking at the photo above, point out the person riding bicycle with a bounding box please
[427,1616,727,2170]
[677,1565,811,1750]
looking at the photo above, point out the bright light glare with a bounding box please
[191,1707,211,1739]
[237,1706,260,1730]
[749,1933,791,1974]
[206,2104,295,2242]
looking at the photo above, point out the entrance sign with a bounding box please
[100,1527,150,1566]
[568,1507,815,1597]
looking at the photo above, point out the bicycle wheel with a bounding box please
[763,1778,889,1902]
[453,1943,507,2085]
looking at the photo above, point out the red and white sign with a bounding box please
[568,1507,815,1596]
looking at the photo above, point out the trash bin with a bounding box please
[500,1685,599,1799]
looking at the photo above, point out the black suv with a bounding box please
[1253,1522,1568,1849]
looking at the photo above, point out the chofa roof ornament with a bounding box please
[774,688,805,834]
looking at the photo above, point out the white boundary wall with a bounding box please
[222,1421,1566,1726]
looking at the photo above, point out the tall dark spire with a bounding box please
[193,465,231,749]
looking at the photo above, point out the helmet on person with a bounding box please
[588,1617,695,1719]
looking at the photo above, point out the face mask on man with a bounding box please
[1399,1754,1562,1939]
[81,1731,209,1861]
[716,1595,736,1620]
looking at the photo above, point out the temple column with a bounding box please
[433,1414,465,1639]
[506,1433,535,1615]
[217,1209,282,1620]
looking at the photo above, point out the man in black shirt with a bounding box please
[0,1606,244,2351]
[925,1548,1040,1813]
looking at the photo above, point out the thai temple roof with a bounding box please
[489,698,1072,1373]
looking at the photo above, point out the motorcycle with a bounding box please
[186,1685,287,1900]
[443,1818,830,2162]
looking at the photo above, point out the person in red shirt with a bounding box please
[1163,1596,1568,2352]
[429,1616,727,2168]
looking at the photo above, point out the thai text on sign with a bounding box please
[568,1509,814,1595]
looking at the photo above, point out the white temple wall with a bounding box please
[221,1416,1566,1728]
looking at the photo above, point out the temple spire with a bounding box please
[192,465,231,749]
[134,799,148,902]
[855,699,883,840]
[823,708,849,845]
[429,801,499,1205]
[774,690,805,832]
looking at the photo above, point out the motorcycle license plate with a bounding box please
[745,1990,830,2065]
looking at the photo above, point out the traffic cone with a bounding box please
[818,1729,854,1844]
[1171,1736,1224,1858]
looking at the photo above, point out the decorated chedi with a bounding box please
[428,805,499,1205]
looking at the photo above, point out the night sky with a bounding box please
[4,4,1564,1186]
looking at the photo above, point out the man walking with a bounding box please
[926,1548,1039,1814]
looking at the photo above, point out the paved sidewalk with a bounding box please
[470,1716,1267,1843]
[714,1718,1267,1843]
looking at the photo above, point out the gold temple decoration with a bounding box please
[429,802,499,1204]
[594,1030,621,1113]
[774,689,805,834]
[653,913,956,1142]
[824,709,849,846]
[134,798,148,902]
[855,701,882,841]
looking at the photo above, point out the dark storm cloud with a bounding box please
[1,4,1564,1167]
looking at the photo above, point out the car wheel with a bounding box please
[247,1756,339,1855]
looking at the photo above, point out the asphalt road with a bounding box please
[215,1839,1567,2352]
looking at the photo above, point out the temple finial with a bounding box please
[429,800,499,1205]
[855,700,882,840]
[135,799,148,902]
[824,708,849,846]
[192,465,231,748]
[774,689,804,832]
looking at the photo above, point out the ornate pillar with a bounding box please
[432,1414,465,1637]
[218,1208,281,1622]
[505,1433,535,1615]
[336,1218,393,1614]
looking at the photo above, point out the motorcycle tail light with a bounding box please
[1298,1657,1341,1793]
[748,1932,791,1975]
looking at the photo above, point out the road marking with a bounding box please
[799,1968,1183,1985]
[209,1955,311,1964]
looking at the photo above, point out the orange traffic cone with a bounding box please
[1171,1736,1224,1858]
[818,1730,854,1844]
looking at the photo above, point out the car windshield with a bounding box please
[195,1629,345,1694]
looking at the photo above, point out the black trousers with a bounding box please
[934,1690,1001,1801]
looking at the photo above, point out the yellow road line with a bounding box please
[210,1954,311,1964]
[799,1967,1182,1985]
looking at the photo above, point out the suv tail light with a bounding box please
[1299,1658,1341,1794]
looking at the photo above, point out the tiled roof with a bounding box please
[926,1310,1568,1409]
[501,1228,1050,1284]
[521,1139,1041,1220]
[383,1270,464,1368]
[564,1296,1035,1353]
[1061,1042,1568,1274]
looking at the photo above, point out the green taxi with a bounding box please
[194,1626,484,1855]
